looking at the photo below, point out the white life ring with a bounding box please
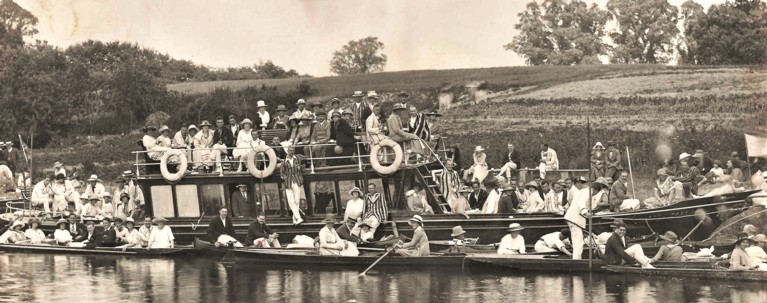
[247,145,277,178]
[369,138,403,175]
[160,149,188,182]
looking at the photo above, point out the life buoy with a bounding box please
[160,149,188,182]
[246,145,277,178]
[369,138,403,175]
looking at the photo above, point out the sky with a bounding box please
[17,0,727,77]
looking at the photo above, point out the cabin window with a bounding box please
[255,183,281,216]
[150,185,174,218]
[199,184,226,215]
[310,181,336,214]
[176,185,201,217]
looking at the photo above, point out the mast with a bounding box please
[587,117,593,269]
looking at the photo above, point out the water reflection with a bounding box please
[0,254,766,303]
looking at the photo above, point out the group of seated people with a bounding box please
[0,214,175,249]
[141,91,444,174]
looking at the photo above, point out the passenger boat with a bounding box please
[231,249,469,267]
[467,254,717,273]
[0,243,194,257]
[5,138,759,249]
[604,266,767,281]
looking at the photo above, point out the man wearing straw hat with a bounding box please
[351,91,371,131]
[53,161,66,177]
[291,99,312,121]
[310,111,332,167]
[564,176,590,259]
[498,223,526,254]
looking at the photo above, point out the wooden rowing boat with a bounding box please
[467,254,716,272]
[232,249,469,267]
[604,265,767,281]
[0,243,194,257]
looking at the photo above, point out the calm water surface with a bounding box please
[0,253,765,303]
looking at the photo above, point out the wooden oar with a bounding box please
[679,219,706,244]
[359,247,392,276]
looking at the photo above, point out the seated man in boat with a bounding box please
[608,172,632,212]
[0,221,27,244]
[81,221,103,249]
[534,229,572,256]
[745,234,767,271]
[100,217,117,247]
[651,231,683,263]
[394,215,430,257]
[138,217,153,247]
[362,183,388,235]
[207,208,241,247]
[467,181,488,210]
[148,216,175,249]
[318,215,358,256]
[54,218,73,246]
[245,213,281,248]
[498,223,526,255]
[406,184,433,215]
[603,220,654,268]
[80,194,104,218]
[67,214,87,242]
[113,218,130,246]
[336,218,363,244]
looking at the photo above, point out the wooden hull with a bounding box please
[0,243,193,257]
[605,266,767,281]
[232,249,468,267]
[467,254,716,273]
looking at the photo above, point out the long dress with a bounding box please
[234,129,254,159]
[193,129,218,167]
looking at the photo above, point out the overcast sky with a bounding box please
[17,0,726,76]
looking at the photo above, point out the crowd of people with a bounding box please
[141,90,444,174]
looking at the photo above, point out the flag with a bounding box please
[745,134,767,157]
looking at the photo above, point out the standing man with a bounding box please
[212,117,235,157]
[280,143,305,225]
[330,111,357,165]
[311,111,332,167]
[539,143,559,179]
[207,208,237,247]
[605,141,623,181]
[563,176,590,259]
[497,143,521,182]
[4,141,23,177]
[351,91,371,131]
[608,171,631,212]
[434,159,463,213]
[231,184,253,218]
[228,115,240,140]
[255,100,271,130]
[362,183,387,235]
[271,105,290,130]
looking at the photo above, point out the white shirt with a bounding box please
[498,234,526,255]
[114,227,129,242]
[54,229,73,243]
[482,189,501,214]
[24,229,46,243]
[344,198,364,221]
[81,203,103,217]
[564,188,591,229]
[257,111,271,128]
[138,225,153,246]
[148,226,175,248]
[127,229,143,246]
[745,246,767,266]
[540,232,570,250]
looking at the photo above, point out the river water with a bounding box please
[0,253,764,303]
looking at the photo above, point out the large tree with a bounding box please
[329,36,387,75]
[685,0,767,65]
[677,0,706,65]
[606,0,679,64]
[0,0,37,47]
[506,0,610,65]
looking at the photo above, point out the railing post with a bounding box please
[309,144,315,174]
[357,143,363,172]
[135,152,140,178]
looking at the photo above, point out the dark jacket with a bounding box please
[100,225,117,247]
[207,216,236,242]
[84,229,103,249]
[500,150,521,169]
[497,194,516,214]
[336,222,361,243]
[603,233,637,265]
[212,127,235,147]
[245,220,274,245]
[68,222,88,241]
[331,119,357,146]
[231,191,253,217]
[5,148,24,171]
[467,189,488,210]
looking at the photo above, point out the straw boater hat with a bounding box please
[331,111,342,118]
[142,125,157,131]
[10,220,25,229]
[524,181,539,191]
[158,125,170,133]
[54,161,63,168]
[87,174,99,182]
[296,99,307,105]
[409,215,424,226]
[474,146,485,153]
[678,152,692,161]
[199,120,212,127]
[6,141,12,146]
[188,124,198,131]
[153,216,168,224]
[122,170,135,178]
[241,118,254,126]
[575,176,588,183]
[236,184,248,188]
[256,100,268,108]
[276,105,288,112]
[56,218,68,227]
[594,177,610,187]
[366,91,379,99]
[315,111,327,117]
[348,187,363,196]
[451,225,467,237]
[659,231,679,243]
[331,97,341,105]
[352,91,365,97]
[507,223,524,232]
[391,103,407,111]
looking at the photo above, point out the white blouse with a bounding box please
[344,198,364,221]
[148,226,175,248]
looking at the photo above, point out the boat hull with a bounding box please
[232,249,468,267]
[468,254,716,273]
[604,266,767,281]
[0,243,193,257]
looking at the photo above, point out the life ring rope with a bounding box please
[160,149,188,182]
[369,138,403,175]
[247,145,277,178]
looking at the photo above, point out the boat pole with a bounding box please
[626,146,636,199]
[587,117,593,270]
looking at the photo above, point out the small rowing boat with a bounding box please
[0,243,193,257]
[232,249,469,267]
[467,254,716,272]
[604,266,767,281]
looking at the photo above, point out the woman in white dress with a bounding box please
[148,216,175,249]
[156,125,173,148]
[193,121,219,170]
[24,219,46,244]
[53,219,73,245]
[234,118,255,172]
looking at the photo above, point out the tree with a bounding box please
[0,0,38,47]
[506,0,610,65]
[685,0,767,65]
[606,0,679,64]
[254,60,299,79]
[677,0,706,65]
[329,37,387,75]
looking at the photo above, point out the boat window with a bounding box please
[176,185,201,217]
[310,181,336,214]
[256,183,281,216]
[150,185,174,218]
[199,184,225,215]
[337,180,358,214]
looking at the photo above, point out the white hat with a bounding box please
[125,217,135,223]
[280,141,293,148]
[188,124,198,130]
[256,100,267,108]
[10,220,25,229]
[158,125,170,133]
[352,91,364,97]
[296,99,306,105]
[87,174,99,182]
[241,118,254,126]
[408,215,424,226]
[54,161,63,168]
[679,153,692,161]
[366,91,379,98]
[762,171,767,178]
[594,142,604,148]
[474,146,485,152]
[507,223,524,232]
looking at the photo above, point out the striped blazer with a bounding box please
[280,156,303,186]
[408,113,431,141]
[363,193,388,222]
[438,169,460,197]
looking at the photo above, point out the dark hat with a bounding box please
[120,193,130,201]
[142,125,157,131]
[102,217,112,222]
[55,173,66,180]
[659,231,679,243]
[734,232,755,246]
[315,111,327,117]
[331,98,340,104]
[397,91,410,98]
[610,219,627,229]
[276,105,288,112]
[423,111,443,117]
